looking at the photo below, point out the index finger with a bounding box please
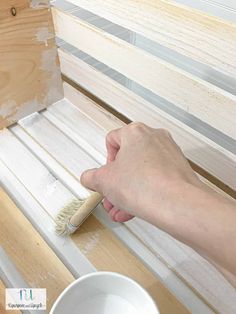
[106,128,122,163]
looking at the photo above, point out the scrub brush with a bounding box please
[55,192,103,236]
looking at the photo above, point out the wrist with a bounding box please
[150,180,208,240]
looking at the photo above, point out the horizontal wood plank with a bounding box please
[59,51,236,195]
[53,9,236,139]
[64,0,236,77]
[0,0,63,129]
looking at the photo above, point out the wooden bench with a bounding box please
[0,0,235,313]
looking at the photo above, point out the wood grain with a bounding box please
[72,215,190,314]
[0,0,63,129]
[53,11,236,139]
[64,0,236,77]
[0,188,74,310]
[59,54,236,195]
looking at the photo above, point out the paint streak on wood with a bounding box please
[72,215,190,314]
[0,0,63,129]
[0,188,74,310]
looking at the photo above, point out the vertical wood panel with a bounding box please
[0,0,63,129]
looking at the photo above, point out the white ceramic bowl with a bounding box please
[50,271,159,314]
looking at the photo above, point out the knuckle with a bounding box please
[158,128,171,137]
[106,130,115,142]
[129,122,146,131]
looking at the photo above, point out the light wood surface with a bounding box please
[0,0,63,129]
[64,0,236,78]
[72,215,190,314]
[52,7,236,139]
[0,188,74,311]
[12,94,235,312]
[59,57,236,196]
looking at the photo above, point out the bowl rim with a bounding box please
[50,271,159,314]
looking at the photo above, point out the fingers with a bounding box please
[114,210,134,222]
[80,166,108,193]
[103,198,134,223]
[106,128,122,163]
[103,198,113,211]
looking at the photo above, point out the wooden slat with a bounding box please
[18,96,235,313]
[0,131,191,314]
[53,9,236,139]
[0,188,74,311]
[0,0,63,129]
[18,113,99,177]
[64,0,236,77]
[59,52,236,196]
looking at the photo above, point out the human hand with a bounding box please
[81,122,202,225]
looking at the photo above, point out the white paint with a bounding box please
[11,124,89,200]
[81,232,100,255]
[40,48,64,105]
[36,27,54,46]
[30,0,49,8]
[0,100,17,120]
[0,158,96,277]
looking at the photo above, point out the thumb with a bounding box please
[80,166,107,193]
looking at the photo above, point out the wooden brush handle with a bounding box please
[70,192,103,227]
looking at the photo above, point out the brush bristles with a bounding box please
[55,199,85,236]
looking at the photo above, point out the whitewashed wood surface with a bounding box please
[52,7,236,139]
[0,89,234,312]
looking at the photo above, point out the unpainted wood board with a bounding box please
[64,0,236,77]
[0,0,63,129]
[60,63,236,195]
[18,96,234,312]
[52,7,236,139]
[0,188,74,311]
[0,132,190,313]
